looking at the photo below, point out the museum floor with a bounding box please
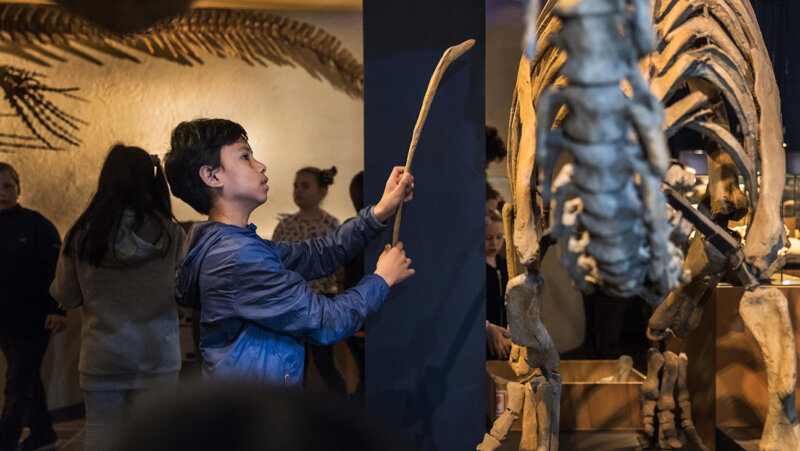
[38,419,759,450]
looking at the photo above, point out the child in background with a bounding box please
[486,210,511,360]
[272,166,346,396]
[163,118,415,387]
[0,162,65,451]
[50,145,185,451]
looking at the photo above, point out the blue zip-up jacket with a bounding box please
[175,206,389,387]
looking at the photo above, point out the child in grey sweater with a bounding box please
[50,145,185,451]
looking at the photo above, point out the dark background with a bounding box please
[752,0,800,155]
[362,0,486,449]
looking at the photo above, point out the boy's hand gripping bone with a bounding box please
[391,39,475,245]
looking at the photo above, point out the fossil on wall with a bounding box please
[0,64,83,152]
[0,3,364,151]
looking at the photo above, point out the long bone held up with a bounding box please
[391,39,475,245]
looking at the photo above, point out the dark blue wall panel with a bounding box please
[751,0,800,154]
[363,1,486,449]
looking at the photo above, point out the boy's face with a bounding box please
[215,138,269,210]
[0,170,19,212]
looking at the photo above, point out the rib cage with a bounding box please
[507,0,786,300]
[0,4,364,98]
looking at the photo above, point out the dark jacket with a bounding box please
[0,204,63,338]
[175,206,389,387]
[487,257,509,328]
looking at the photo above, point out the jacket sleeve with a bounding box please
[230,239,390,345]
[49,246,83,309]
[274,206,385,281]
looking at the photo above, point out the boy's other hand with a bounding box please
[373,167,414,223]
[374,242,415,287]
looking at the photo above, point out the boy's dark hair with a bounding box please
[164,119,248,215]
[298,166,337,189]
[0,162,21,194]
[65,144,174,265]
[486,125,507,167]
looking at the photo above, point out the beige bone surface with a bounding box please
[677,353,708,450]
[391,39,474,245]
[505,273,559,372]
[657,351,680,448]
[740,288,800,451]
[643,348,665,438]
[477,382,528,451]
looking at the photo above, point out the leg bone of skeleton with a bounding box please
[643,347,665,437]
[657,351,681,448]
[506,273,559,372]
[740,288,800,451]
[520,372,561,451]
[676,353,709,450]
[477,382,528,451]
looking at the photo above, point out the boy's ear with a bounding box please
[199,165,223,188]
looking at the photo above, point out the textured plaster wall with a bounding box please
[1,11,364,239]
[0,10,363,409]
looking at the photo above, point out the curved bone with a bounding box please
[740,288,800,451]
[655,0,753,54]
[652,16,752,87]
[510,56,545,267]
[734,1,787,279]
[392,39,474,245]
[684,120,756,207]
[505,273,559,373]
[663,90,713,138]
[651,50,757,154]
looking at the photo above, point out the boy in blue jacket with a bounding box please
[164,118,415,387]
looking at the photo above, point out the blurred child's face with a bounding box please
[486,220,505,259]
[216,139,269,209]
[0,170,19,212]
[293,172,326,209]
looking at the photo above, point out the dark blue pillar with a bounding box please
[363,1,486,449]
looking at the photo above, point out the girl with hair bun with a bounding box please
[272,165,347,395]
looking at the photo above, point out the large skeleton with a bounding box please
[480,0,800,450]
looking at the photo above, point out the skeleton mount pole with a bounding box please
[391,39,475,246]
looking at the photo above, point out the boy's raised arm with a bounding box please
[275,167,413,279]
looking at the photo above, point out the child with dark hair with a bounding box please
[0,162,65,451]
[50,145,185,450]
[485,125,507,168]
[163,118,415,387]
